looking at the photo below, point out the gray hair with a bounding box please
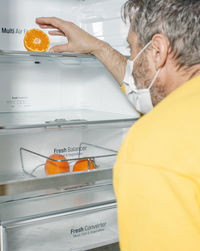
[122,0,200,68]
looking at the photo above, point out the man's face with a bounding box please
[127,27,166,106]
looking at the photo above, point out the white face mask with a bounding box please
[123,41,161,114]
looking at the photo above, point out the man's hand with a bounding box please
[36,17,127,85]
[36,17,102,54]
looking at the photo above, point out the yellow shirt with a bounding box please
[114,75,200,251]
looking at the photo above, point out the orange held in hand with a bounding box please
[24,29,50,52]
[45,154,70,175]
[73,158,96,172]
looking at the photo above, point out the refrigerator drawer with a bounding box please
[0,119,136,201]
[2,203,118,251]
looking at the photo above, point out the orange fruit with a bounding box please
[73,158,96,172]
[45,154,70,175]
[24,29,50,52]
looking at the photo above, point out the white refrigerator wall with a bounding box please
[0,60,138,116]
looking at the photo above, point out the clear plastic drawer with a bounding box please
[3,203,118,251]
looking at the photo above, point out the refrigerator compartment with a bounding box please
[0,56,139,117]
[20,142,117,178]
[0,120,133,198]
[0,0,128,54]
[2,203,118,251]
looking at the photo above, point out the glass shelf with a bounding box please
[0,109,137,129]
[0,50,97,64]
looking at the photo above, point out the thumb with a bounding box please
[49,44,71,53]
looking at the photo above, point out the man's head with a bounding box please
[123,0,200,106]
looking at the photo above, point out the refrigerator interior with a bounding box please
[0,0,138,250]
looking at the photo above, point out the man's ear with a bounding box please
[151,34,169,70]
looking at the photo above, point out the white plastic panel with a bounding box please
[79,0,129,54]
[0,62,69,112]
[0,60,139,117]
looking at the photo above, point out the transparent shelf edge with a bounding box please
[0,117,137,130]
[0,50,97,63]
[0,168,113,197]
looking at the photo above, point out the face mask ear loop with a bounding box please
[132,41,152,64]
[148,68,161,90]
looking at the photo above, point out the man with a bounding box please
[36,0,200,250]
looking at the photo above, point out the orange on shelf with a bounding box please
[45,154,70,175]
[24,29,50,52]
[73,158,96,172]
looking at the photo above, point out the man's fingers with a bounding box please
[48,30,65,36]
[38,24,56,29]
[36,17,65,30]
